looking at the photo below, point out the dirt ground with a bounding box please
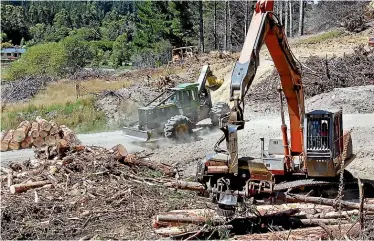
[1,30,374,240]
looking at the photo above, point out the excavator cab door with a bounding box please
[305,110,343,177]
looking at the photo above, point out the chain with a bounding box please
[335,131,351,211]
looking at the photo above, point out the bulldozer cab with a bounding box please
[172,46,198,63]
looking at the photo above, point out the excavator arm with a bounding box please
[221,0,305,173]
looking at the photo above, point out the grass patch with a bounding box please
[297,30,345,44]
[1,97,109,133]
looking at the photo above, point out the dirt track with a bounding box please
[2,112,373,180]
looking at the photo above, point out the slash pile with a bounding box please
[1,117,80,152]
[247,45,374,103]
[0,144,205,240]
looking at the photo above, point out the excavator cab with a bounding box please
[304,109,353,177]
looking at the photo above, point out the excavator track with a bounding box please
[273,179,340,191]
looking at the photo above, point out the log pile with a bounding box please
[0,117,80,152]
[0,143,205,240]
[152,179,374,240]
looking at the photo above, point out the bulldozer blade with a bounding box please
[123,127,151,141]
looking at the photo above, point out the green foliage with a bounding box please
[1,97,108,134]
[6,42,67,80]
[297,29,344,44]
[111,33,132,67]
[61,36,92,72]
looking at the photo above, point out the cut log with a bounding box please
[10,180,52,194]
[60,125,80,144]
[9,141,20,150]
[164,181,206,192]
[282,193,374,211]
[45,135,56,146]
[111,144,128,161]
[21,135,33,149]
[57,139,70,156]
[12,120,31,143]
[30,122,39,138]
[49,121,59,135]
[1,130,13,151]
[33,137,45,148]
[303,209,374,219]
[16,166,45,178]
[231,224,360,240]
[36,116,52,131]
[54,133,61,142]
[124,154,175,177]
[1,130,8,141]
[39,130,49,138]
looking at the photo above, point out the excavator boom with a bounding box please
[223,0,305,172]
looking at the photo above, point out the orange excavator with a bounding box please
[195,0,355,215]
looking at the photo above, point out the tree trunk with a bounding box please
[21,136,33,149]
[282,193,374,211]
[111,144,128,161]
[298,0,304,36]
[198,0,204,53]
[214,1,217,50]
[12,120,31,143]
[224,0,228,52]
[10,180,52,194]
[289,0,293,37]
[232,224,360,240]
[36,116,52,131]
[279,0,283,25]
[228,1,232,51]
[33,136,45,148]
[39,130,49,138]
[49,121,59,135]
[284,1,288,36]
[164,181,206,192]
[1,130,13,152]
[9,140,20,150]
[45,135,56,146]
[30,122,39,138]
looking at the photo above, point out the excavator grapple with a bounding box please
[195,0,357,216]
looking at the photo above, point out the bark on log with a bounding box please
[54,133,61,142]
[33,137,45,148]
[9,141,20,150]
[10,180,52,194]
[39,130,49,138]
[12,120,31,143]
[294,218,349,225]
[282,193,374,211]
[164,181,206,192]
[111,144,128,161]
[30,122,39,138]
[45,135,56,146]
[49,121,59,135]
[1,130,8,141]
[124,154,175,177]
[36,116,52,131]
[1,130,13,151]
[21,135,33,149]
[303,209,374,219]
[231,224,360,240]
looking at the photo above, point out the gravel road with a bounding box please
[2,114,373,180]
[0,131,144,167]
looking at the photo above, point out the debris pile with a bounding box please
[247,45,374,103]
[1,75,56,103]
[152,180,374,240]
[148,75,191,91]
[1,117,80,152]
[0,144,204,240]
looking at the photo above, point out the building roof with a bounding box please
[1,48,26,54]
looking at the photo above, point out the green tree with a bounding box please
[6,42,67,80]
[111,33,132,67]
[61,36,92,72]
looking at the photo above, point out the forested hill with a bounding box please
[1,1,371,80]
